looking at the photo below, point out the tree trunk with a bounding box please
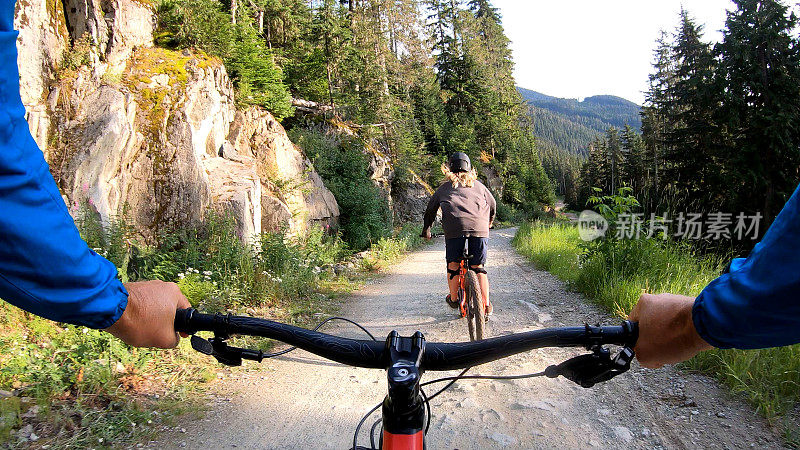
[373,3,389,97]
[292,98,335,114]
[326,61,336,112]
[266,19,272,49]
[231,0,237,25]
[324,33,336,111]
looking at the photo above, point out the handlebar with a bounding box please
[175,308,638,372]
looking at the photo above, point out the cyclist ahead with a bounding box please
[421,153,497,316]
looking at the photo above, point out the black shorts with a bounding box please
[445,237,488,267]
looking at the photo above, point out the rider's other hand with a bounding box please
[628,293,713,369]
[422,229,432,240]
[105,280,191,348]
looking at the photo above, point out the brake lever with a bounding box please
[190,335,264,367]
[544,345,635,388]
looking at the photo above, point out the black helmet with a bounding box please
[449,152,471,173]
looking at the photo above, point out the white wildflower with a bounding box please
[203,270,212,276]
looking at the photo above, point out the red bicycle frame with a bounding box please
[383,430,423,449]
[457,260,468,317]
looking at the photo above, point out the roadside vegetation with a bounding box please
[0,206,428,448]
[513,205,800,444]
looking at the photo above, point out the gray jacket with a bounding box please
[422,180,496,239]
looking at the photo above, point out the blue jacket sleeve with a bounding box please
[693,183,800,349]
[0,1,127,329]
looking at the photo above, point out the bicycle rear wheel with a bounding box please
[465,270,486,341]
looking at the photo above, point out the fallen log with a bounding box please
[291,98,334,114]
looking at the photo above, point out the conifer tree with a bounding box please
[605,127,622,194]
[661,9,721,211]
[716,0,800,223]
[621,124,646,196]
[641,31,676,209]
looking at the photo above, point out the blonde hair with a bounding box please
[441,163,478,188]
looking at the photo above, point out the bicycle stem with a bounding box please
[382,331,426,448]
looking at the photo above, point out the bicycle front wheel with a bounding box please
[465,270,486,341]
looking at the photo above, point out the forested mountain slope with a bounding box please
[518,87,641,157]
[517,87,640,205]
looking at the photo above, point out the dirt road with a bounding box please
[150,229,784,449]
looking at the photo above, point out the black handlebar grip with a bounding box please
[624,320,639,348]
[174,308,195,334]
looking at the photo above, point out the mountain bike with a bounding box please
[448,239,487,341]
[175,308,638,450]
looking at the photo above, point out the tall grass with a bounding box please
[513,222,724,310]
[359,223,426,271]
[513,222,800,434]
[0,301,213,446]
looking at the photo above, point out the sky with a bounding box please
[492,0,735,105]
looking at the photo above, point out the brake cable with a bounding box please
[353,402,382,450]
[369,418,382,449]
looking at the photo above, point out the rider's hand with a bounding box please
[628,293,713,368]
[105,280,191,348]
[421,229,432,240]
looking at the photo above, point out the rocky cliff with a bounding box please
[14,0,339,243]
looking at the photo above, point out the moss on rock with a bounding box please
[125,47,192,89]
[122,47,217,143]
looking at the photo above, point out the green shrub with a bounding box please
[360,223,426,271]
[129,212,251,284]
[299,225,349,267]
[289,127,392,251]
[177,271,217,307]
